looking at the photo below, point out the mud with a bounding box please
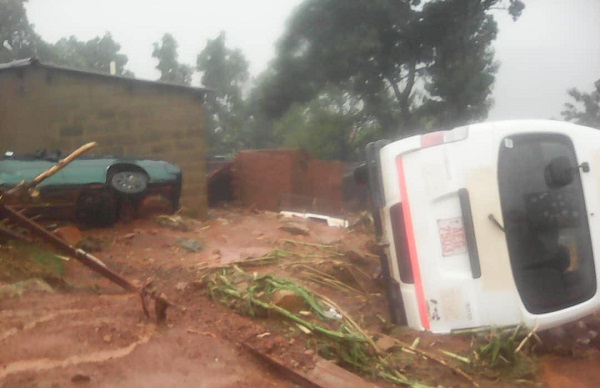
[0,207,599,387]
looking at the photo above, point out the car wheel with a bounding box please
[76,191,118,227]
[109,170,149,195]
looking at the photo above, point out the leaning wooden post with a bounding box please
[0,142,176,323]
[0,204,138,292]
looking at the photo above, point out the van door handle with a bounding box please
[459,188,482,278]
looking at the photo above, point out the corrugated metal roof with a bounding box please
[0,57,210,96]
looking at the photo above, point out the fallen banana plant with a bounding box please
[207,268,367,342]
[290,262,370,296]
[200,245,375,297]
[197,247,486,386]
[464,325,537,384]
[200,266,436,387]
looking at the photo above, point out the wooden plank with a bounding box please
[305,359,382,388]
[242,340,381,388]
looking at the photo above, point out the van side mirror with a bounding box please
[545,156,575,188]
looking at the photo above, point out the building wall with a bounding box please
[233,149,344,215]
[0,66,207,216]
[233,150,294,211]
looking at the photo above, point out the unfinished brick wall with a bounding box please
[233,149,344,214]
[0,65,207,216]
[306,158,344,207]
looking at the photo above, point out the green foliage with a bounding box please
[0,0,46,62]
[313,337,378,374]
[0,0,132,74]
[274,86,380,161]
[29,247,66,276]
[260,0,525,138]
[418,0,499,129]
[197,32,248,104]
[202,266,425,387]
[0,242,65,282]
[47,33,132,76]
[473,326,522,367]
[561,79,600,129]
[152,33,192,85]
[468,326,538,383]
[197,32,252,156]
[1,0,531,162]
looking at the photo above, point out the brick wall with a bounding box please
[0,65,207,216]
[233,150,295,211]
[233,149,344,214]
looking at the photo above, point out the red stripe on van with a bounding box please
[396,156,430,330]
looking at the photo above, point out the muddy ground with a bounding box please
[1,206,599,387]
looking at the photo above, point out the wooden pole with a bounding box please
[3,142,98,198]
[1,204,138,292]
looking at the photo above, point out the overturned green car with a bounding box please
[0,150,182,226]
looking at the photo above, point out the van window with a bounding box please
[498,133,596,314]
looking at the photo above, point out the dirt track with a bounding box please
[1,207,599,387]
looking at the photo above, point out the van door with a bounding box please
[397,145,484,332]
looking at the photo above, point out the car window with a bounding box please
[498,133,596,314]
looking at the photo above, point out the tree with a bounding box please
[197,32,250,155]
[0,0,46,62]
[259,0,525,138]
[416,1,499,129]
[48,33,132,76]
[0,1,132,75]
[152,33,192,85]
[561,79,600,129]
[274,86,379,161]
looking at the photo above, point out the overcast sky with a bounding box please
[26,0,600,122]
[491,0,600,120]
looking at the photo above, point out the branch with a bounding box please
[515,321,539,353]
[387,60,417,128]
[397,65,431,81]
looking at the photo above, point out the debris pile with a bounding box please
[1,145,599,386]
[193,235,503,386]
[0,142,175,324]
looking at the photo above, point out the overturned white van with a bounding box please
[366,120,600,333]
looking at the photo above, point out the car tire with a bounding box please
[76,191,118,227]
[108,170,149,196]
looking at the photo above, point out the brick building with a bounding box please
[0,58,208,216]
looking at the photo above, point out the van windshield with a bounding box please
[498,133,596,314]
